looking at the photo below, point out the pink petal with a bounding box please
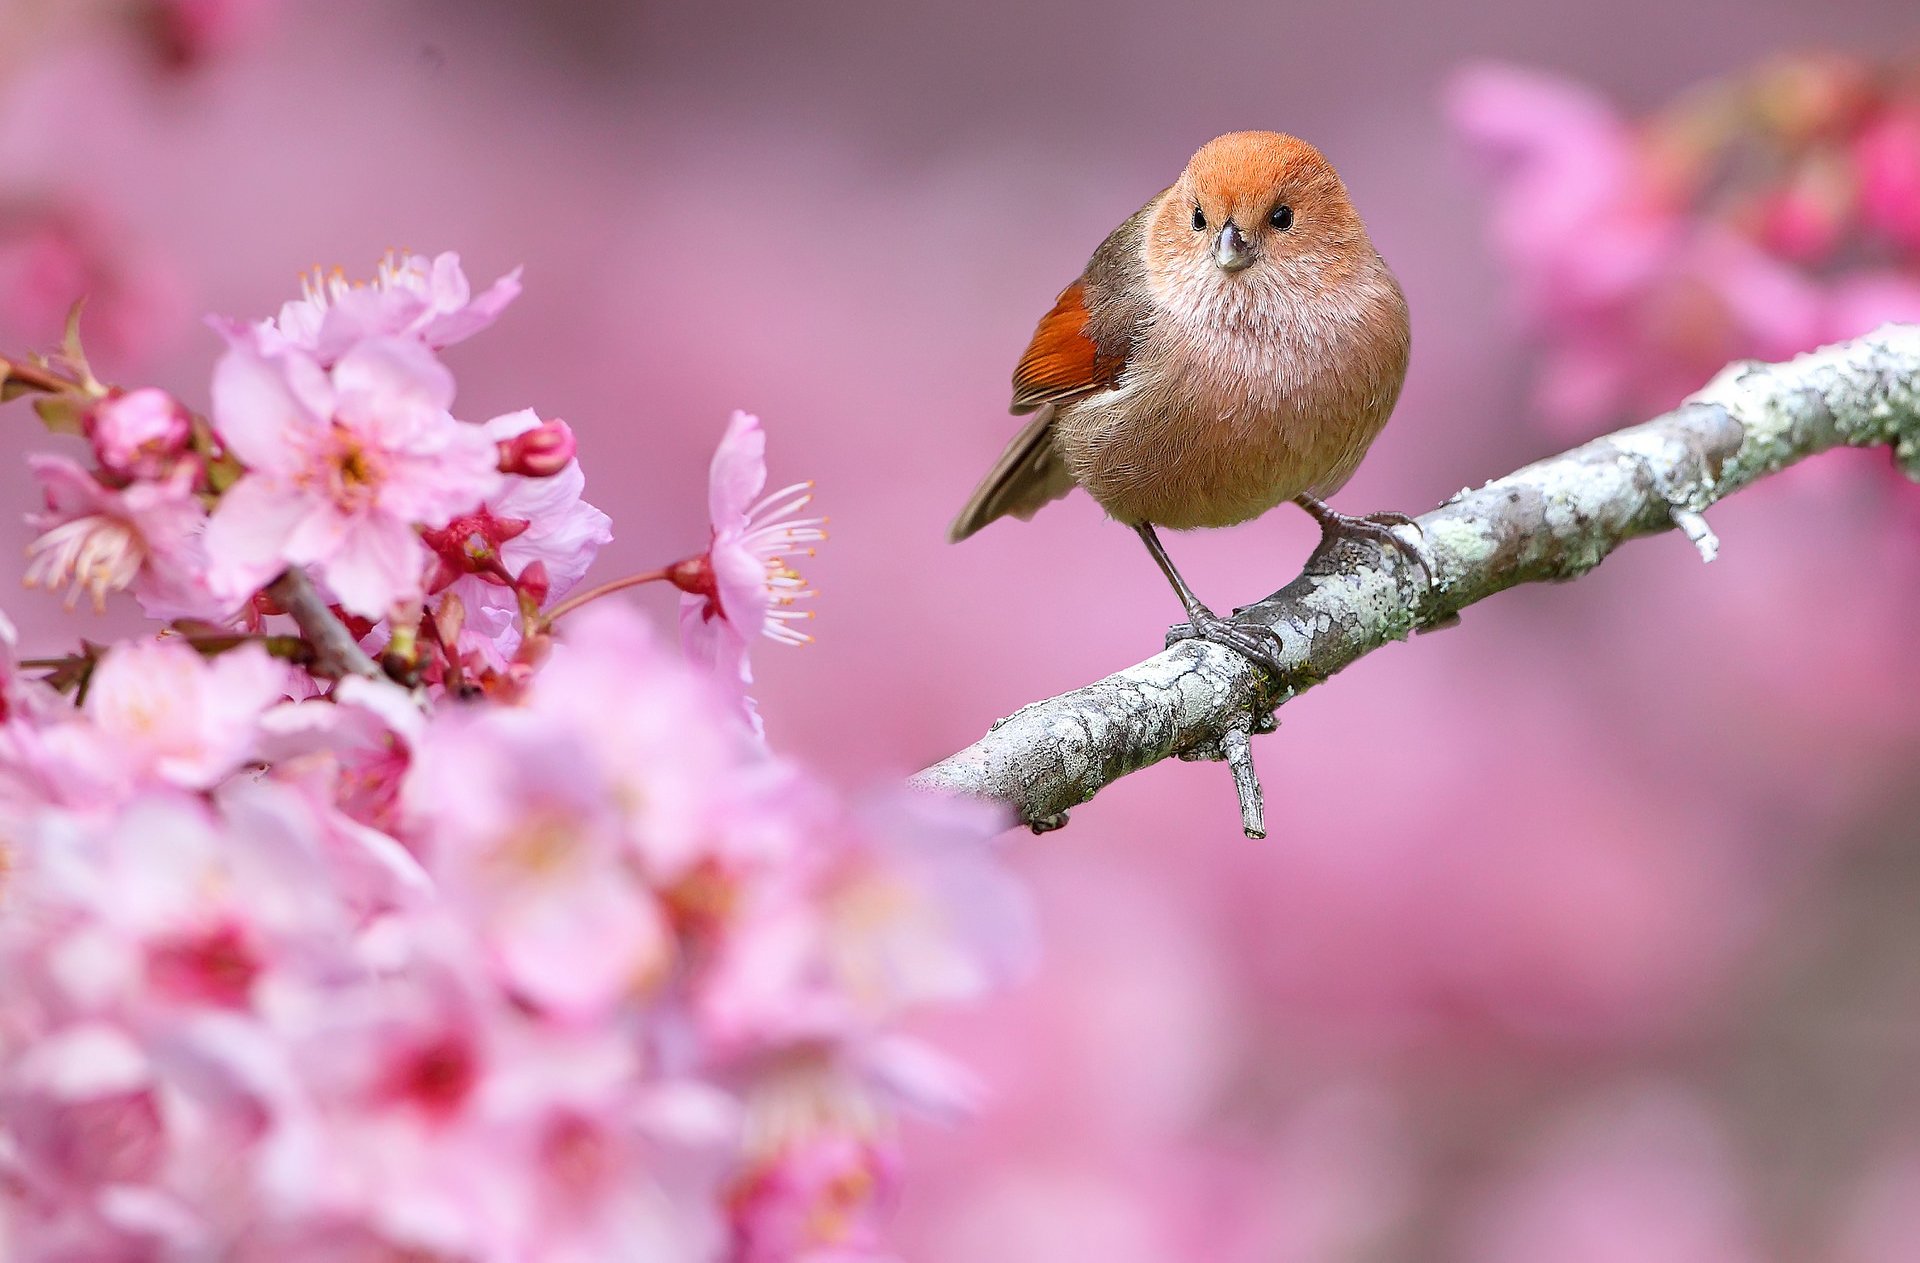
[316,513,427,619]
[210,342,330,474]
[280,501,352,566]
[495,880,667,1019]
[331,336,456,415]
[421,263,522,347]
[202,475,314,602]
[707,410,767,526]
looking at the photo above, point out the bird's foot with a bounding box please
[1295,498,1435,583]
[1167,607,1288,682]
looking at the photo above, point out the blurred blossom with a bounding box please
[23,454,213,618]
[1453,55,1920,436]
[0,251,1027,1261]
[81,637,287,790]
[85,387,192,481]
[0,200,185,374]
[262,251,523,368]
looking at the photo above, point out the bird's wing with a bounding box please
[1009,280,1129,413]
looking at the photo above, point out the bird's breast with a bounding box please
[1053,277,1408,530]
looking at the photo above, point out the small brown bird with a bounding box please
[950,131,1419,670]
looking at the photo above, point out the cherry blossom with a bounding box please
[264,250,523,367]
[23,455,215,619]
[81,638,288,791]
[676,411,826,727]
[202,335,502,619]
[425,409,611,669]
[0,247,1019,1263]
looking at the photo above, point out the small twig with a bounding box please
[1218,726,1265,839]
[266,569,381,681]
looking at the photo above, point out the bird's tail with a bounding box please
[948,406,1075,542]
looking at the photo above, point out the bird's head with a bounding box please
[1145,131,1372,314]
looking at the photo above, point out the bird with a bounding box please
[948,130,1420,674]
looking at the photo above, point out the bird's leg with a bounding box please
[1135,523,1286,680]
[1292,494,1434,582]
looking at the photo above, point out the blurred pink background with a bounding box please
[4,1,1920,1257]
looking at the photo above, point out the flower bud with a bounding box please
[515,559,551,608]
[498,419,577,479]
[86,388,192,481]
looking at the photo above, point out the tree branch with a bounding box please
[266,568,381,681]
[911,325,1920,834]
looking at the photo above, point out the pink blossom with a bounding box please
[3,1024,166,1195]
[1855,107,1920,256]
[203,336,502,619]
[677,411,826,726]
[86,387,193,481]
[0,245,1024,1263]
[699,788,1030,1053]
[255,674,423,839]
[1447,63,1672,315]
[727,1062,902,1263]
[82,639,288,790]
[405,686,674,1020]
[1754,159,1853,263]
[220,769,432,917]
[23,455,216,619]
[265,251,522,367]
[515,605,752,880]
[426,409,612,668]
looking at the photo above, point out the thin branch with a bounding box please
[267,568,381,681]
[911,324,1920,834]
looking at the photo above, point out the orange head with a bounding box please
[1144,132,1375,313]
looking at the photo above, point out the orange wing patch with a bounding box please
[1010,281,1126,414]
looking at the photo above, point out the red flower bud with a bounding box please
[498,419,577,479]
[516,559,551,607]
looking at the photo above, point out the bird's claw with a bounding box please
[1167,610,1288,682]
[1305,506,1435,583]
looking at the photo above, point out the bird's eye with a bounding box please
[1191,206,1207,232]
[1268,205,1294,231]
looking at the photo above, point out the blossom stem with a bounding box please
[267,568,382,681]
[0,357,79,398]
[538,568,672,625]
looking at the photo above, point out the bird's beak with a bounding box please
[1213,220,1255,272]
